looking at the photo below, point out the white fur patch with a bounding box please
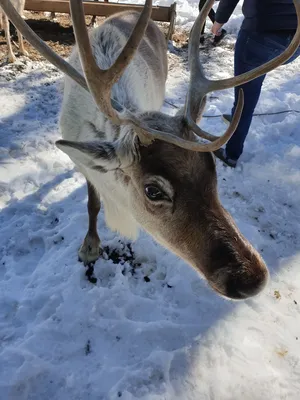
[57,13,166,241]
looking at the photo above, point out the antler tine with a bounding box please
[138,89,244,152]
[69,0,152,124]
[184,0,215,124]
[183,0,300,149]
[184,0,228,143]
[210,0,300,92]
[0,0,88,91]
[189,89,245,144]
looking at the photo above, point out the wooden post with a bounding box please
[166,2,176,42]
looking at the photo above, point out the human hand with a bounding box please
[212,22,224,36]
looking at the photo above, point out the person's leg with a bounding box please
[199,0,226,44]
[199,0,215,23]
[226,30,300,161]
[225,31,266,160]
[208,8,216,24]
[199,0,207,35]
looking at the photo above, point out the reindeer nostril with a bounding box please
[225,268,269,300]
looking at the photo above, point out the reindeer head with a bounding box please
[3,0,300,299]
[56,117,268,299]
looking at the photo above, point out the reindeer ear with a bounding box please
[56,140,121,172]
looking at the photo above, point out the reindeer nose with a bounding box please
[208,236,269,300]
[224,268,269,300]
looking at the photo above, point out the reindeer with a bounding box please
[1,0,300,300]
[0,0,27,62]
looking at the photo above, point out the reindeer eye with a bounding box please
[144,185,165,201]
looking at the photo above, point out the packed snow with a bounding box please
[1,1,300,399]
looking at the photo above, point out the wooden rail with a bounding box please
[25,0,175,23]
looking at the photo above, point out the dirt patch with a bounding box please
[172,27,189,46]
[1,11,82,62]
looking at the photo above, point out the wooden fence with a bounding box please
[25,0,177,40]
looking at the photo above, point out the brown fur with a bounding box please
[127,139,268,299]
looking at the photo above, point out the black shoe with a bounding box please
[213,148,237,168]
[213,29,227,45]
[222,114,231,124]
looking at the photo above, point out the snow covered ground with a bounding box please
[1,2,300,399]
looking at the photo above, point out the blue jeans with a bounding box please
[226,29,300,161]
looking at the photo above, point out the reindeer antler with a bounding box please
[136,0,300,152]
[69,0,152,123]
[1,0,300,152]
[183,0,300,146]
[0,0,88,90]
[0,0,149,120]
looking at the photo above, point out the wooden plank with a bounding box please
[25,0,171,22]
[166,2,176,41]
